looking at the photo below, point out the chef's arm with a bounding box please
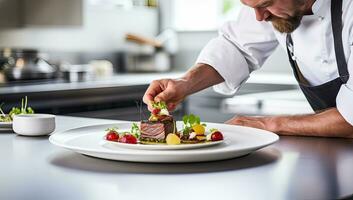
[181,63,225,94]
[273,108,353,138]
[226,108,353,138]
[228,108,353,138]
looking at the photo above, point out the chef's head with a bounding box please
[241,0,313,33]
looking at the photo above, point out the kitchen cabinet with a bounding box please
[0,0,83,28]
[23,0,83,26]
[0,73,186,121]
[0,84,148,120]
[0,0,21,28]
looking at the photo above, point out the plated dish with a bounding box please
[49,122,279,163]
[103,102,224,149]
[49,101,279,163]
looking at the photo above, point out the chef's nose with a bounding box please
[254,8,270,21]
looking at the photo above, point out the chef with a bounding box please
[143,0,353,138]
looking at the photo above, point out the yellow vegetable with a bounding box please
[149,115,159,122]
[196,136,206,141]
[166,134,181,145]
[192,124,205,135]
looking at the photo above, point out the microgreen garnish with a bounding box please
[182,114,206,135]
[105,127,118,132]
[210,128,218,133]
[0,96,35,122]
[0,103,12,122]
[0,103,6,117]
[131,123,141,138]
[9,96,34,119]
[151,101,167,110]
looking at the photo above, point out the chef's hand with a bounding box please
[225,116,277,132]
[143,64,225,111]
[143,78,189,111]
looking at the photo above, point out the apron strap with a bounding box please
[331,0,349,83]
[286,34,310,85]
[286,0,349,84]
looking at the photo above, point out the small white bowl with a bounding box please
[13,114,56,136]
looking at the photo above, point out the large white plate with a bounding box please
[49,122,279,163]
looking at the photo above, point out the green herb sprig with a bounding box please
[0,102,6,117]
[0,96,35,122]
[182,114,206,135]
[209,128,219,133]
[9,96,34,119]
[130,123,141,138]
[151,101,167,110]
[0,103,12,122]
[105,127,118,132]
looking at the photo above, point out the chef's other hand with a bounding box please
[225,116,277,132]
[143,78,189,111]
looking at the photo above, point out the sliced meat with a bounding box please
[140,117,177,141]
[140,122,165,140]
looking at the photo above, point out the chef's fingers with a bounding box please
[143,80,164,105]
[154,89,174,104]
[225,116,267,130]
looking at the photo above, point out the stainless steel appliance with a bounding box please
[0,48,57,81]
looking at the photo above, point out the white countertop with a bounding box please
[1,116,353,200]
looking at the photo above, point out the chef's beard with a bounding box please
[266,0,306,33]
[267,14,303,33]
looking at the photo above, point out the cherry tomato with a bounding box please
[211,131,223,141]
[152,108,161,115]
[119,134,138,144]
[106,131,119,141]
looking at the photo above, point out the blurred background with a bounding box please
[0,0,312,123]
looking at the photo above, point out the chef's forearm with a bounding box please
[181,63,224,95]
[274,108,353,138]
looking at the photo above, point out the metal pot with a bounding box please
[0,48,58,81]
[61,64,93,82]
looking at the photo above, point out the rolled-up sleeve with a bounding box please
[196,6,279,95]
[336,42,353,125]
[336,84,353,125]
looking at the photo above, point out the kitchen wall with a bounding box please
[172,31,292,74]
[0,1,158,52]
[0,0,292,74]
[159,0,292,74]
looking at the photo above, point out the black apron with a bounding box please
[286,0,349,112]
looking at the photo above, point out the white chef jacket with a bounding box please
[196,0,353,125]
